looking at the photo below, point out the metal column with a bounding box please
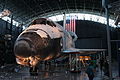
[69,54,72,70]
[117,41,120,77]
[105,7,112,80]
[102,0,112,79]
[63,13,67,50]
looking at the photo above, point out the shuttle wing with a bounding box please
[62,48,106,55]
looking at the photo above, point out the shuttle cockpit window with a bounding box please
[30,18,56,27]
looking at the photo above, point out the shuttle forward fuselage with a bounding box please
[14,18,73,67]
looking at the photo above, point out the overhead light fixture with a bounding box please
[0,9,11,18]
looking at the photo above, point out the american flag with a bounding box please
[65,15,77,33]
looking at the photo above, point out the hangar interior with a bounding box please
[0,0,120,80]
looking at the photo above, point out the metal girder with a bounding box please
[0,0,118,24]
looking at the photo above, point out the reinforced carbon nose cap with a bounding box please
[14,40,33,57]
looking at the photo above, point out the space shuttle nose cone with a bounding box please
[14,39,34,57]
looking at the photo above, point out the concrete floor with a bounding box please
[0,62,119,80]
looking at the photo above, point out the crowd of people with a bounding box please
[79,57,109,80]
[79,62,95,80]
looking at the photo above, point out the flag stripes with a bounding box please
[65,16,76,33]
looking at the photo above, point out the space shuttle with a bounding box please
[14,18,74,67]
[14,18,106,72]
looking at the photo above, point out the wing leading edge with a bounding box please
[62,48,106,55]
